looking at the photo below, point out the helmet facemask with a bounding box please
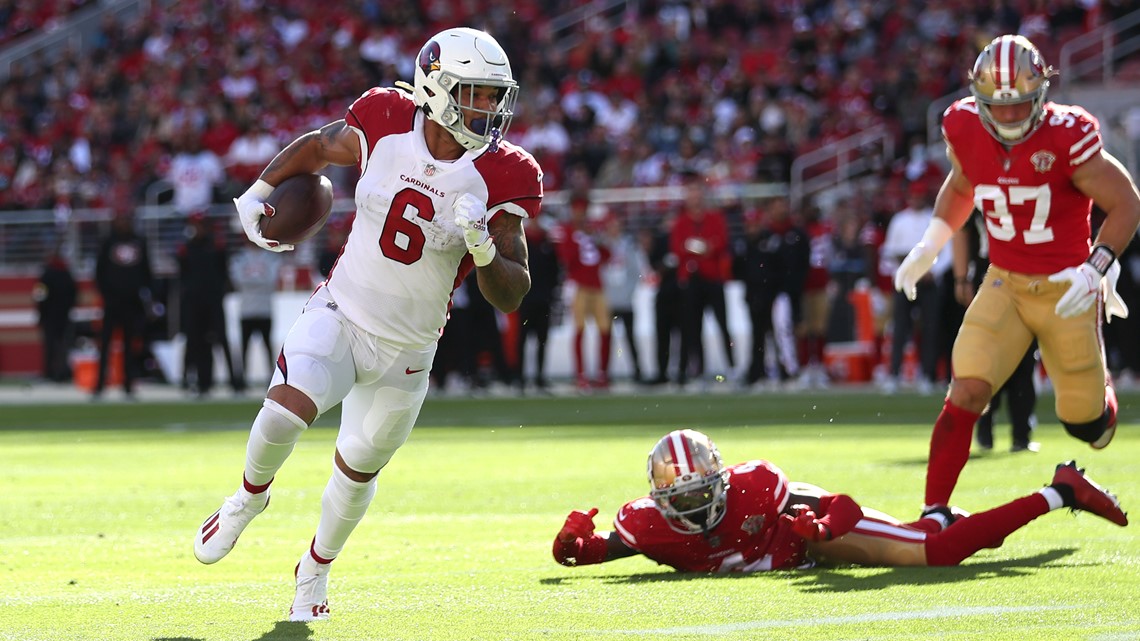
[648,430,730,534]
[969,35,1056,145]
[410,28,518,153]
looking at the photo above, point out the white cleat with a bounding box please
[193,489,269,564]
[289,551,331,622]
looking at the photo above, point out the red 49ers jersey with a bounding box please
[556,224,609,288]
[612,460,807,572]
[328,88,543,346]
[941,98,1101,275]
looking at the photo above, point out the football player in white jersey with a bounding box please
[193,27,542,622]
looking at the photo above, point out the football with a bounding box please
[258,174,334,245]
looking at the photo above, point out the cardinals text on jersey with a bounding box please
[328,88,542,346]
[941,98,1101,274]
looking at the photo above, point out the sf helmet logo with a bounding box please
[418,41,441,74]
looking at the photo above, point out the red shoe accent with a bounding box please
[201,511,220,532]
[1052,461,1128,527]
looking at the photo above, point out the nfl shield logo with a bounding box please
[424,163,436,177]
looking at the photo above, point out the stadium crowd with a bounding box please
[12,0,1140,395]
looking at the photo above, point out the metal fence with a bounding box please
[0,182,791,280]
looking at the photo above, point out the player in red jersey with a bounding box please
[556,192,612,389]
[552,430,1127,573]
[893,35,1140,515]
[194,27,541,621]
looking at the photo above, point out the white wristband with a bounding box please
[920,217,954,253]
[247,179,275,200]
[471,240,497,267]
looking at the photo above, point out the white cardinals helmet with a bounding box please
[647,429,730,534]
[410,27,518,152]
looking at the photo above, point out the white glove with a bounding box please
[453,193,497,267]
[1103,260,1129,323]
[1048,263,1100,318]
[893,217,953,301]
[234,179,294,253]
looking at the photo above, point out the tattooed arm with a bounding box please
[476,213,531,313]
[258,120,361,183]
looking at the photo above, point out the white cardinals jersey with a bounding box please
[326,88,543,346]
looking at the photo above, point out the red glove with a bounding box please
[557,508,598,543]
[784,504,833,541]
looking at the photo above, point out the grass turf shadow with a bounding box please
[152,620,316,641]
[541,547,1079,590]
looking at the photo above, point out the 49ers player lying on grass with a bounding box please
[553,430,1127,572]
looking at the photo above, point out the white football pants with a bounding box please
[270,286,436,473]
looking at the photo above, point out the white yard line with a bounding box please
[557,605,1079,635]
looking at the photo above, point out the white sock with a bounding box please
[313,467,378,561]
[1039,486,1064,511]
[243,399,308,488]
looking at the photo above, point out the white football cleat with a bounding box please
[289,551,331,622]
[193,489,269,564]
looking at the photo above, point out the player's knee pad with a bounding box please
[273,311,355,415]
[1061,412,1110,444]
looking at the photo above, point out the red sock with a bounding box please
[924,399,981,507]
[599,331,612,380]
[924,494,1049,565]
[243,475,272,495]
[814,336,826,365]
[574,331,584,379]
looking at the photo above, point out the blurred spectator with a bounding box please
[736,199,809,388]
[556,192,612,390]
[594,138,638,189]
[601,213,648,384]
[826,210,869,344]
[519,106,571,191]
[797,206,833,385]
[647,212,681,385]
[32,246,77,382]
[167,131,224,214]
[881,183,949,394]
[177,213,241,397]
[671,174,733,384]
[93,209,153,399]
[514,218,561,393]
[1106,238,1140,385]
[229,239,282,389]
[225,119,280,186]
[433,276,473,393]
[463,270,511,392]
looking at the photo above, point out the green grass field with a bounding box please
[2,391,1137,641]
